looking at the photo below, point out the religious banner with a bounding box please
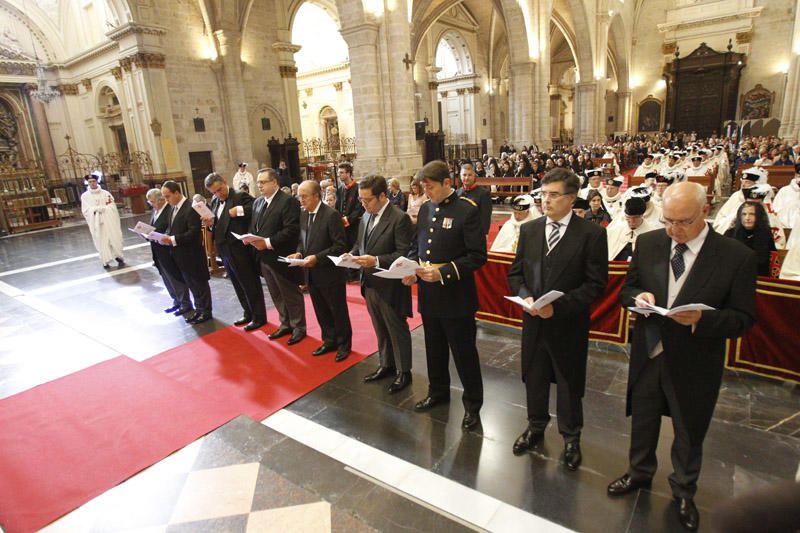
[725,277,800,385]
[475,253,630,345]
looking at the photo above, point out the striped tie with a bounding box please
[671,242,688,280]
[547,222,562,252]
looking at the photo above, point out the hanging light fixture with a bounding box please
[22,0,60,104]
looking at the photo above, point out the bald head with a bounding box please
[663,182,706,210]
[662,182,709,244]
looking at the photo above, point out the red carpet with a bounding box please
[145,283,422,420]
[0,356,238,533]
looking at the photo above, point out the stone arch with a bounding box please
[558,0,593,82]
[608,12,629,91]
[411,0,506,61]
[551,11,580,78]
[288,0,340,30]
[0,92,37,161]
[0,0,62,61]
[94,83,122,117]
[433,28,474,78]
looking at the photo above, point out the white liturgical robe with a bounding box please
[81,187,124,265]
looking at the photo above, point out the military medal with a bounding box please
[442,217,453,229]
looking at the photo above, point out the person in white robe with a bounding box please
[780,243,800,280]
[579,168,605,199]
[713,166,769,233]
[490,195,537,253]
[602,176,625,219]
[773,176,800,229]
[601,146,620,174]
[607,198,657,261]
[610,185,663,231]
[745,184,787,249]
[232,162,257,194]
[633,154,658,177]
[651,173,677,209]
[80,173,124,269]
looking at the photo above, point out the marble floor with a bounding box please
[1,211,799,533]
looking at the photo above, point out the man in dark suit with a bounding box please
[607,182,757,531]
[347,174,414,393]
[203,172,265,331]
[457,161,492,236]
[287,180,352,361]
[507,167,608,470]
[335,161,364,250]
[247,168,306,345]
[159,181,213,324]
[403,160,487,431]
[145,188,192,316]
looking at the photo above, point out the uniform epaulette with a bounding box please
[460,197,477,207]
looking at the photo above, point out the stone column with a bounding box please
[779,0,800,139]
[617,90,632,135]
[426,66,441,132]
[212,29,253,169]
[575,81,598,145]
[549,84,561,141]
[25,89,60,179]
[508,60,534,148]
[272,42,303,141]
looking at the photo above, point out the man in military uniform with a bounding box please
[457,161,492,236]
[403,160,488,431]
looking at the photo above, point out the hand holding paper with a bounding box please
[328,254,362,269]
[504,290,564,313]
[373,257,421,279]
[231,232,261,244]
[192,201,214,220]
[629,299,715,317]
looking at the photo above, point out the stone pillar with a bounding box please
[426,66,441,131]
[213,29,252,169]
[508,60,534,148]
[575,81,599,145]
[617,90,632,135]
[779,0,800,139]
[272,42,303,140]
[25,89,60,179]
[549,84,561,141]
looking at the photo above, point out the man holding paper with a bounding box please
[203,172,265,331]
[608,182,757,532]
[507,167,608,470]
[347,174,414,393]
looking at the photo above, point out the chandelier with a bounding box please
[29,63,59,104]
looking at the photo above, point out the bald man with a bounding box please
[608,182,757,531]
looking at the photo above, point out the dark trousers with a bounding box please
[524,350,583,443]
[222,247,265,321]
[260,263,306,334]
[364,287,412,372]
[628,354,703,499]
[421,314,483,414]
[158,263,190,310]
[181,272,211,315]
[308,282,352,351]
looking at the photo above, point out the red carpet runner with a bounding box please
[0,284,421,533]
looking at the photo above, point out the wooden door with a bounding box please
[189,151,213,198]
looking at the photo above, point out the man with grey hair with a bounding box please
[145,187,192,316]
[608,182,757,532]
[203,172,265,331]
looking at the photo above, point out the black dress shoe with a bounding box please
[675,497,699,531]
[335,349,350,362]
[183,311,198,323]
[387,372,411,393]
[164,305,180,313]
[363,366,396,383]
[413,396,449,412]
[175,307,194,316]
[234,316,252,327]
[116,258,125,266]
[607,474,652,496]
[268,326,292,340]
[512,428,544,455]
[287,332,306,345]
[244,321,265,332]
[462,412,480,430]
[311,344,337,356]
[564,442,582,471]
[103,263,112,269]
[189,312,212,324]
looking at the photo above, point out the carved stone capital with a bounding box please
[333,81,343,91]
[111,67,122,80]
[456,88,466,95]
[440,90,449,98]
[736,31,752,44]
[81,78,92,91]
[662,42,677,56]
[279,65,298,78]
[58,83,79,96]
[467,86,480,94]
[131,52,166,69]
[428,81,439,90]
[120,57,133,72]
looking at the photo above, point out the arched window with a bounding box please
[435,31,473,80]
[292,3,348,73]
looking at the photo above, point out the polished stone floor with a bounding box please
[1,211,799,533]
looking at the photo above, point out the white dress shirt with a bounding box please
[364,199,390,267]
[168,197,187,246]
[259,189,278,249]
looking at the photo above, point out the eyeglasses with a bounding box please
[359,196,377,204]
[540,191,568,200]
[660,213,701,227]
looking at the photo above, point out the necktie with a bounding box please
[168,206,177,233]
[305,212,315,249]
[365,214,376,246]
[671,242,688,280]
[547,221,562,252]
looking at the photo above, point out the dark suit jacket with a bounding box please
[507,215,608,395]
[298,202,348,287]
[620,226,757,444]
[249,190,302,283]
[458,186,492,235]
[351,203,413,318]
[335,182,364,247]
[209,189,254,257]
[166,199,209,281]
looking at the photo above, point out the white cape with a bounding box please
[81,188,124,265]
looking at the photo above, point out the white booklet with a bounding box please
[192,200,214,220]
[628,299,715,317]
[504,290,564,311]
[231,232,261,244]
[129,221,155,237]
[278,256,306,266]
[328,254,362,269]
[373,256,421,279]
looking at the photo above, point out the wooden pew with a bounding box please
[475,177,532,197]
[735,164,796,190]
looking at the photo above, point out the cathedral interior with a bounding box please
[1,0,800,532]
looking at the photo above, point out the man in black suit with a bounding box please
[347,174,414,393]
[287,180,352,361]
[507,167,608,470]
[247,168,306,345]
[145,188,192,316]
[607,182,757,531]
[202,172,265,331]
[403,160,487,431]
[159,181,213,324]
[335,161,364,250]
[457,161,492,236]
